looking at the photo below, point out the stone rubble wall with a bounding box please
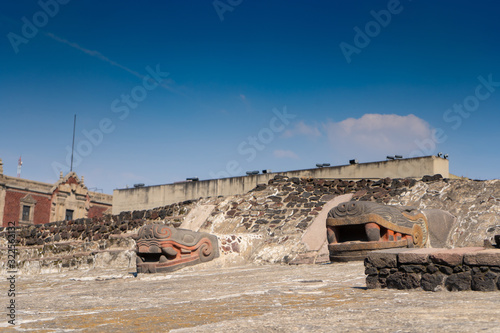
[0,174,498,274]
[0,201,195,246]
[384,178,500,247]
[0,237,137,274]
[365,248,500,291]
[193,175,421,265]
[0,202,194,274]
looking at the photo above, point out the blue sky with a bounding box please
[1,0,499,193]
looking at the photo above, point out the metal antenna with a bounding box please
[17,156,22,177]
[70,114,76,172]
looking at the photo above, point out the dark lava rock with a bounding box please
[445,272,472,291]
[426,264,438,274]
[421,273,445,291]
[365,266,378,275]
[439,265,454,275]
[472,271,498,291]
[400,265,426,274]
[366,275,380,289]
[386,272,420,290]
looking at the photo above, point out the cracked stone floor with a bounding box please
[1,262,499,332]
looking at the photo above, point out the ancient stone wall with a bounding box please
[1,175,498,274]
[365,248,500,291]
[0,201,194,246]
[383,178,500,247]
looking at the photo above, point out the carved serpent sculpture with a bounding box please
[136,224,219,273]
[327,201,430,261]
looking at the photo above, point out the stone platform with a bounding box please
[2,262,500,332]
[365,247,500,291]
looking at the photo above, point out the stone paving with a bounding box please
[1,262,500,332]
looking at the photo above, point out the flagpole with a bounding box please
[70,115,76,172]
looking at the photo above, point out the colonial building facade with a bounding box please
[0,159,112,227]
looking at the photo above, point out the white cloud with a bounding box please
[273,149,299,159]
[282,121,321,138]
[324,114,433,160]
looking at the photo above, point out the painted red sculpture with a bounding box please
[327,201,430,261]
[136,224,219,273]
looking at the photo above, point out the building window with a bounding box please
[65,209,74,221]
[22,205,31,221]
[19,194,37,226]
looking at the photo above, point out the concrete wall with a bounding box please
[113,156,449,214]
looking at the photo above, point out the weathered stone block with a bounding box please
[379,268,391,277]
[398,248,440,264]
[472,271,498,291]
[439,265,453,275]
[421,273,445,291]
[445,272,472,291]
[365,249,402,268]
[400,264,426,273]
[386,272,420,290]
[365,275,380,289]
[429,247,483,266]
[365,266,378,275]
[464,250,500,266]
[426,264,438,274]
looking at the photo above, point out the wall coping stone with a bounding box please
[398,248,443,264]
[430,247,484,266]
[368,247,497,267]
[464,249,500,266]
[365,248,415,268]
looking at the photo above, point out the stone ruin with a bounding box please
[365,247,500,291]
[135,224,219,273]
[0,175,497,276]
[326,201,455,261]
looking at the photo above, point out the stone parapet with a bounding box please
[365,247,500,291]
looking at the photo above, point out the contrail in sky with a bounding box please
[44,32,182,95]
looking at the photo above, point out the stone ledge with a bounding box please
[464,249,500,266]
[366,248,500,291]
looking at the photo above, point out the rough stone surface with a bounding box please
[2,262,500,332]
[386,272,420,289]
[387,179,499,248]
[366,248,500,292]
[421,273,445,291]
[422,209,456,248]
[464,249,500,266]
[1,176,498,270]
[445,272,472,291]
[472,271,498,291]
[429,247,484,266]
[398,248,439,264]
[365,251,398,269]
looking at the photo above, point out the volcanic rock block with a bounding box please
[135,224,219,273]
[366,248,500,291]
